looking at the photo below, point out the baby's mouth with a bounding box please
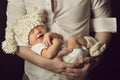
[37,33,44,39]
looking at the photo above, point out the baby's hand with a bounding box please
[43,33,52,46]
[52,38,63,47]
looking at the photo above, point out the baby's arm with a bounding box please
[42,38,63,59]
[43,32,63,46]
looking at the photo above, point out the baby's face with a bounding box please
[28,25,47,45]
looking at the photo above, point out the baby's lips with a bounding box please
[37,33,43,38]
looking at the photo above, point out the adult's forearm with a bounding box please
[16,46,50,68]
[95,32,112,44]
[84,32,113,71]
[93,32,112,64]
[16,46,74,74]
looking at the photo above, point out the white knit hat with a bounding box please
[2,7,47,54]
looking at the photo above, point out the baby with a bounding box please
[2,7,106,80]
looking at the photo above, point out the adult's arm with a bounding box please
[62,0,116,78]
[17,46,74,73]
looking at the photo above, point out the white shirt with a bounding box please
[6,0,116,41]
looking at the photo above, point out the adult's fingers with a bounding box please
[62,63,91,78]
[83,56,102,71]
[73,58,84,68]
[73,57,93,68]
[63,57,93,78]
[56,48,72,58]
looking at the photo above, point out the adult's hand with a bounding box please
[42,48,75,74]
[62,56,102,79]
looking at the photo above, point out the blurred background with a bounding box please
[0,0,120,80]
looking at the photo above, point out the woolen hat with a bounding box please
[2,7,47,54]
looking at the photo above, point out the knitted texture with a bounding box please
[2,7,47,54]
[84,36,106,57]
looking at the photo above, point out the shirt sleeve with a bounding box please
[90,0,117,33]
[5,0,26,39]
[31,43,48,55]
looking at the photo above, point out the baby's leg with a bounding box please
[63,37,88,63]
[67,37,81,49]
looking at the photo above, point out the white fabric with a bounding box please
[91,18,116,32]
[63,47,89,63]
[26,43,88,80]
[31,43,47,55]
[25,60,64,80]
[6,0,116,41]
